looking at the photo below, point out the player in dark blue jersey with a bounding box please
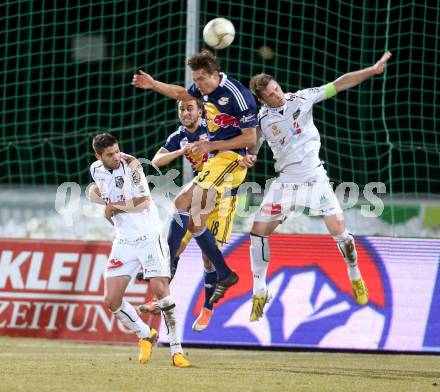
[132,50,257,303]
[137,98,244,331]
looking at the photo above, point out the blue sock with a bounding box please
[170,256,180,281]
[194,228,231,280]
[203,269,217,310]
[167,211,189,263]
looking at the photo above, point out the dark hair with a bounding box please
[187,49,221,74]
[249,73,275,99]
[92,133,118,154]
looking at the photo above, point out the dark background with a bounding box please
[0,0,438,196]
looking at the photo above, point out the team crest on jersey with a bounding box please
[115,176,124,189]
[292,108,301,120]
[217,97,229,106]
[272,124,281,135]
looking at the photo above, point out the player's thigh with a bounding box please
[251,219,281,237]
[323,213,346,236]
[174,181,197,211]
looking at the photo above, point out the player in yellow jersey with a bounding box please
[137,98,253,331]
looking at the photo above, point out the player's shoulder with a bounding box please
[187,84,202,98]
[220,73,256,108]
[294,87,322,100]
[258,105,269,120]
[168,126,185,140]
[90,160,104,174]
[90,160,107,181]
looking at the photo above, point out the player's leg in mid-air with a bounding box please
[249,219,280,322]
[323,213,368,305]
[192,190,238,331]
[248,177,288,322]
[306,173,368,305]
[168,152,247,303]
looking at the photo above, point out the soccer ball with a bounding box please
[203,18,235,50]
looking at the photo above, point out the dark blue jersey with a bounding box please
[188,73,258,156]
[163,121,209,174]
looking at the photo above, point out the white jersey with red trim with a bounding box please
[257,86,328,177]
[90,157,161,240]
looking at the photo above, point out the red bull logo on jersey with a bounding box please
[174,234,440,352]
[204,102,240,133]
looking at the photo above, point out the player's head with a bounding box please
[178,98,203,131]
[249,73,286,107]
[92,133,121,170]
[187,49,221,95]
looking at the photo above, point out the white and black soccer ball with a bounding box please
[203,18,235,50]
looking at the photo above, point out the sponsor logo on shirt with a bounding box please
[240,113,256,123]
[213,113,240,128]
[218,97,229,105]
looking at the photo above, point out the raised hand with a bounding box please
[132,70,155,90]
[373,51,392,75]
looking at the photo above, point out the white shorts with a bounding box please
[255,167,342,222]
[105,233,170,279]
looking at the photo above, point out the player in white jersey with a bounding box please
[246,51,392,322]
[89,133,190,367]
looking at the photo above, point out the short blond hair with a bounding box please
[249,73,274,99]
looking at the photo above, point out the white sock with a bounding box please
[157,295,183,355]
[333,229,361,281]
[250,233,270,295]
[113,300,150,339]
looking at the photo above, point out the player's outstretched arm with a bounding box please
[132,70,193,101]
[332,51,392,93]
[152,145,192,168]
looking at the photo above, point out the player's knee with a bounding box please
[333,229,357,263]
[104,295,121,312]
[150,277,170,299]
[174,188,192,211]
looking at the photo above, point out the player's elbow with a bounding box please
[88,184,103,204]
[151,157,161,168]
[136,196,150,209]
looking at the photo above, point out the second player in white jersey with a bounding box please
[257,86,329,176]
[90,158,161,240]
